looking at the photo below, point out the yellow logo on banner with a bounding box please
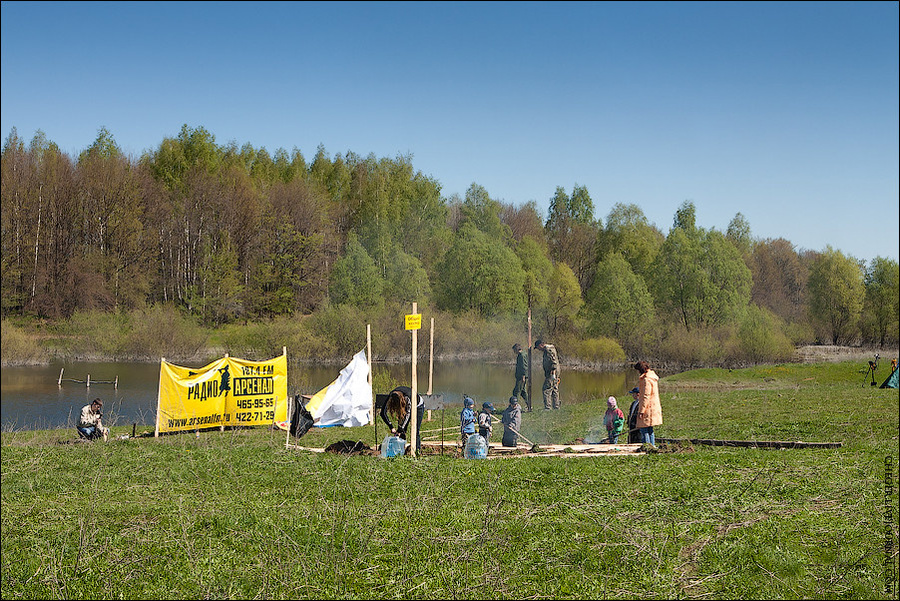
[405,313,422,330]
[157,354,288,433]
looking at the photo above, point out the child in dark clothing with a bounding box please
[478,402,495,444]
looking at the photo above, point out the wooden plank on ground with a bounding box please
[655,437,842,449]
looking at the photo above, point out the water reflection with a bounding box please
[1,360,636,431]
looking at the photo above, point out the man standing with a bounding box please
[511,343,530,411]
[535,339,560,410]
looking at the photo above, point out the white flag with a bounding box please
[305,349,372,427]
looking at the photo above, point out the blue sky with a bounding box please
[2,1,898,262]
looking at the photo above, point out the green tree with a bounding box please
[460,182,510,241]
[807,247,865,344]
[545,185,598,292]
[435,224,525,316]
[726,212,753,257]
[861,257,899,347]
[673,200,697,234]
[515,236,552,313]
[328,233,384,309]
[595,203,664,278]
[383,248,432,308]
[542,262,583,336]
[584,252,655,348]
[191,232,244,325]
[77,127,151,312]
[651,227,752,331]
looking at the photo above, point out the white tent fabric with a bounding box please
[305,349,372,427]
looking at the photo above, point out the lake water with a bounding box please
[1,359,636,431]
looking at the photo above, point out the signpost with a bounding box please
[406,303,421,457]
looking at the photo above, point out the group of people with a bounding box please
[603,361,662,446]
[511,339,560,411]
[459,395,522,450]
[379,339,663,456]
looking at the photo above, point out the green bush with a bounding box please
[657,325,727,367]
[0,320,46,365]
[54,310,130,358]
[566,336,626,364]
[735,305,795,363]
[307,304,371,357]
[125,305,208,361]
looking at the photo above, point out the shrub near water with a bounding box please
[1,361,897,599]
[0,320,46,365]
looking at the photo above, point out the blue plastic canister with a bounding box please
[464,433,488,459]
[381,435,406,458]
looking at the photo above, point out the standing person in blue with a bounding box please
[511,343,531,412]
[380,385,425,453]
[477,402,495,445]
[501,396,522,447]
[535,339,560,410]
[460,396,477,448]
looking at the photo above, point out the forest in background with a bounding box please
[1,125,897,367]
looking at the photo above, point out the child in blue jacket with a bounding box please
[460,396,476,448]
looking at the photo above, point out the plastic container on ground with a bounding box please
[464,433,488,459]
[381,435,406,458]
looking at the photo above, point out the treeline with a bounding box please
[1,125,897,365]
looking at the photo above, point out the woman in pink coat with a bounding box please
[634,361,662,446]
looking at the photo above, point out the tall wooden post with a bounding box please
[527,308,533,411]
[367,324,373,425]
[427,316,434,420]
[154,358,164,438]
[410,302,418,458]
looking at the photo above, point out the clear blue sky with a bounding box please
[2,1,898,262]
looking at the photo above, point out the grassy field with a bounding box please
[2,361,898,599]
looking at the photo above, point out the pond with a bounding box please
[1,359,637,431]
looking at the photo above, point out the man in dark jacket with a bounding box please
[511,343,530,411]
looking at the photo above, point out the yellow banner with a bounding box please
[157,355,288,433]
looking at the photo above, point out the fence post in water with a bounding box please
[115,375,118,390]
[86,374,90,387]
[58,368,64,387]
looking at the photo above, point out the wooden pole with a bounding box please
[410,302,418,458]
[427,317,434,420]
[285,395,293,448]
[58,368,64,387]
[87,374,91,388]
[367,324,374,425]
[154,358,164,438]
[527,308,533,411]
[655,437,843,449]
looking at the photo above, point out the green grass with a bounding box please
[2,361,898,599]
